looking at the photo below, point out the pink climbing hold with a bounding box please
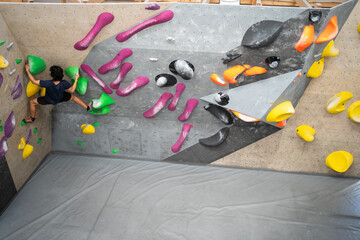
[116,10,174,42]
[178,98,199,122]
[171,123,192,153]
[98,48,133,74]
[110,62,133,89]
[143,92,173,118]
[74,12,114,51]
[168,83,186,111]
[80,64,113,94]
[116,76,149,97]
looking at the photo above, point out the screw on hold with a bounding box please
[6,42,13,51]
[9,69,16,76]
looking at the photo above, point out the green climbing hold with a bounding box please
[76,141,84,146]
[0,40,5,46]
[33,128,38,134]
[65,66,79,79]
[27,55,46,75]
[0,120,2,124]
[72,77,88,95]
[92,122,99,127]
[91,93,115,109]
[21,120,25,126]
[15,58,22,64]
[89,105,111,115]
[112,149,119,154]
[0,126,3,132]
[37,138,42,144]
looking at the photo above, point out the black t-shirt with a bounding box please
[39,80,71,105]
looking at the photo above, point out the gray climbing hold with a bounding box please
[169,60,195,80]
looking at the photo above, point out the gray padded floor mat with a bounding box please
[0,153,360,240]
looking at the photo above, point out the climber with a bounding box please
[23,64,92,123]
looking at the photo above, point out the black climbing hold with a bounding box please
[169,60,195,80]
[265,56,280,69]
[222,53,242,64]
[214,92,229,106]
[199,127,230,147]
[241,20,283,49]
[309,11,322,23]
[155,74,177,87]
[204,104,233,125]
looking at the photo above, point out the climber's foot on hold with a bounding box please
[23,116,35,123]
[87,101,93,112]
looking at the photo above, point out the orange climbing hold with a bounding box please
[294,25,315,52]
[276,120,287,128]
[243,64,251,69]
[223,65,246,84]
[315,16,338,44]
[210,73,227,86]
[244,66,267,76]
[230,110,260,122]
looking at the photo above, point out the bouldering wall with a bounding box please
[0,11,52,213]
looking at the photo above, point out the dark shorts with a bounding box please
[37,92,72,105]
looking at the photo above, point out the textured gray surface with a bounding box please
[0,153,360,240]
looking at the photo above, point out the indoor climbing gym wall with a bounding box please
[0,12,52,212]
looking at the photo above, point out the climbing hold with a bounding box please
[265,56,280,69]
[76,141,84,146]
[321,40,339,58]
[21,121,25,127]
[0,126,3,132]
[296,125,316,142]
[0,72,3,88]
[155,74,177,88]
[27,55,46,75]
[307,58,324,78]
[178,98,199,122]
[294,25,315,52]
[230,110,259,122]
[347,101,360,123]
[326,151,353,173]
[266,101,295,122]
[91,92,115,109]
[326,91,353,114]
[89,105,111,115]
[18,137,26,150]
[0,40,5,46]
[72,77,88,95]
[0,136,8,159]
[222,53,241,64]
[241,20,283,48]
[214,92,229,106]
[11,75,23,100]
[4,111,15,139]
[15,58,22,64]
[116,10,174,42]
[26,129,32,144]
[358,24,360,33]
[244,66,267,76]
[92,122,99,127]
[0,55,9,68]
[81,64,113,94]
[309,10,322,23]
[143,92,173,118]
[276,120,287,128]
[9,69,16,76]
[98,48,133,74]
[166,37,175,42]
[205,104,233,125]
[110,62,132,89]
[199,127,230,147]
[149,58,158,62]
[33,128,38,134]
[22,144,34,159]
[26,81,40,97]
[3,78,9,93]
[116,76,149,97]
[112,149,119,154]
[315,16,338,44]
[210,74,227,86]
[37,138,42,144]
[171,123,192,153]
[81,124,95,135]
[223,65,245,84]
[169,60,195,80]
[65,66,79,79]
[40,87,46,97]
[74,12,114,51]
[168,83,186,111]
[6,42,13,51]
[145,3,160,10]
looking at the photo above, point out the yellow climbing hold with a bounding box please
[23,144,34,159]
[81,124,95,135]
[325,91,353,114]
[307,58,324,78]
[266,101,295,122]
[347,100,360,123]
[326,151,353,173]
[358,24,360,33]
[296,125,316,142]
[40,87,46,97]
[0,55,9,68]
[18,137,26,150]
[26,81,40,97]
[321,40,339,58]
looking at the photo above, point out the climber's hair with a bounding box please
[50,65,64,81]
